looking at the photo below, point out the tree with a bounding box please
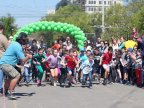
[0,14,17,38]
[42,5,93,41]
[132,7,144,33]
[56,0,71,10]
[102,4,132,40]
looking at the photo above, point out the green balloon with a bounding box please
[71,32,75,35]
[42,26,46,30]
[60,28,64,32]
[47,26,51,30]
[78,45,83,49]
[14,21,86,50]
[54,27,58,31]
[51,24,55,28]
[57,25,61,29]
[35,27,40,31]
[66,29,69,33]
[63,26,67,30]
[29,28,34,32]
[75,35,81,39]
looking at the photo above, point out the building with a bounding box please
[85,0,123,13]
[47,10,55,14]
[68,0,86,10]
[122,0,133,6]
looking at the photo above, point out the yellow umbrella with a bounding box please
[124,40,137,50]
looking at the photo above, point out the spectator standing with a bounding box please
[0,21,9,96]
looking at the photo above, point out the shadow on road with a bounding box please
[14,92,36,98]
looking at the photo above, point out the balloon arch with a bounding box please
[13,21,86,49]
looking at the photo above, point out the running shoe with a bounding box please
[0,88,3,96]
[53,82,57,86]
[7,94,17,100]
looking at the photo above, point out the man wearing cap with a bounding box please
[0,32,32,99]
[0,21,9,96]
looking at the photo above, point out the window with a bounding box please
[114,1,116,4]
[99,1,102,4]
[108,1,112,5]
[94,1,96,4]
[91,7,94,11]
[98,7,102,11]
[91,1,93,4]
[88,7,91,11]
[94,7,96,11]
[104,1,106,5]
[89,0,94,4]
[104,7,107,11]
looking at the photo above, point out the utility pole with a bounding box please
[102,0,105,33]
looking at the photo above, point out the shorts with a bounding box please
[102,64,110,72]
[123,67,128,73]
[93,66,101,74]
[0,64,20,79]
[50,68,60,76]
[67,67,74,76]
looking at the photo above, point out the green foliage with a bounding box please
[131,7,144,33]
[0,14,17,38]
[90,2,144,41]
[56,0,71,10]
[43,5,93,33]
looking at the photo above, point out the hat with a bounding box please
[127,48,133,52]
[86,46,91,51]
[9,36,13,39]
[80,48,85,52]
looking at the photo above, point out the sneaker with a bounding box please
[25,83,30,86]
[0,88,3,96]
[68,82,72,87]
[72,79,77,85]
[88,85,92,89]
[7,94,17,100]
[53,82,57,86]
[119,80,123,84]
[4,90,10,96]
[37,80,41,87]
[103,79,107,85]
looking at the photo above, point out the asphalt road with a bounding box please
[0,83,144,108]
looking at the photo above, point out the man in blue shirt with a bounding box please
[0,32,32,99]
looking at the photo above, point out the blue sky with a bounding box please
[0,0,59,27]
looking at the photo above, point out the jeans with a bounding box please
[83,71,92,86]
[24,67,32,83]
[0,69,3,89]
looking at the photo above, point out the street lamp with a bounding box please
[102,0,105,33]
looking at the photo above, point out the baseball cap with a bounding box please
[127,48,133,52]
[80,47,85,52]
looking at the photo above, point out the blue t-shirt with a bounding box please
[0,42,25,66]
[78,54,88,64]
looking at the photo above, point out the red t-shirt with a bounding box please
[65,55,77,69]
[102,52,112,65]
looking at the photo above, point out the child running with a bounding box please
[65,49,78,86]
[47,49,58,86]
[33,48,47,86]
